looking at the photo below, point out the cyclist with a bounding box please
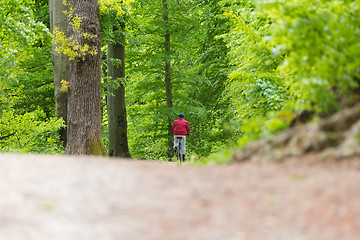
[172,113,190,161]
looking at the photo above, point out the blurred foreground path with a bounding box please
[0,153,359,240]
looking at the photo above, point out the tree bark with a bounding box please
[49,0,68,146]
[65,0,106,155]
[162,0,174,160]
[107,39,131,158]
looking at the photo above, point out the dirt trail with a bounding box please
[0,153,359,240]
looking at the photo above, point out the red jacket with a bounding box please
[172,118,190,135]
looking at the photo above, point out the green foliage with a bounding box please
[191,147,236,166]
[52,28,98,61]
[123,0,234,159]
[11,41,54,116]
[227,72,287,116]
[257,0,360,112]
[52,1,98,61]
[0,96,64,153]
[200,0,360,160]
[0,0,64,154]
[217,0,291,146]
[4,0,359,161]
[0,0,49,90]
[0,0,48,45]
[100,0,134,15]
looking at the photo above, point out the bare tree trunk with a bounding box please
[107,32,131,157]
[65,0,106,155]
[162,0,174,160]
[49,0,68,146]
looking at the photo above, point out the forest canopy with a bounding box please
[1,0,359,162]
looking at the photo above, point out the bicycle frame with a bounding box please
[175,136,183,163]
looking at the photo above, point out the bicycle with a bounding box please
[174,136,184,163]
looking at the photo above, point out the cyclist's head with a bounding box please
[178,113,185,118]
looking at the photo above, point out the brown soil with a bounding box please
[0,153,359,240]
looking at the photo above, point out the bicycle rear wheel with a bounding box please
[177,142,182,163]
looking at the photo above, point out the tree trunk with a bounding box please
[107,39,131,157]
[162,0,174,160]
[49,0,68,146]
[65,0,106,155]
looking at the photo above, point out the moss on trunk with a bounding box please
[88,138,108,156]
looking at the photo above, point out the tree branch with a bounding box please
[0,133,15,140]
[189,18,208,31]
[36,81,53,89]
